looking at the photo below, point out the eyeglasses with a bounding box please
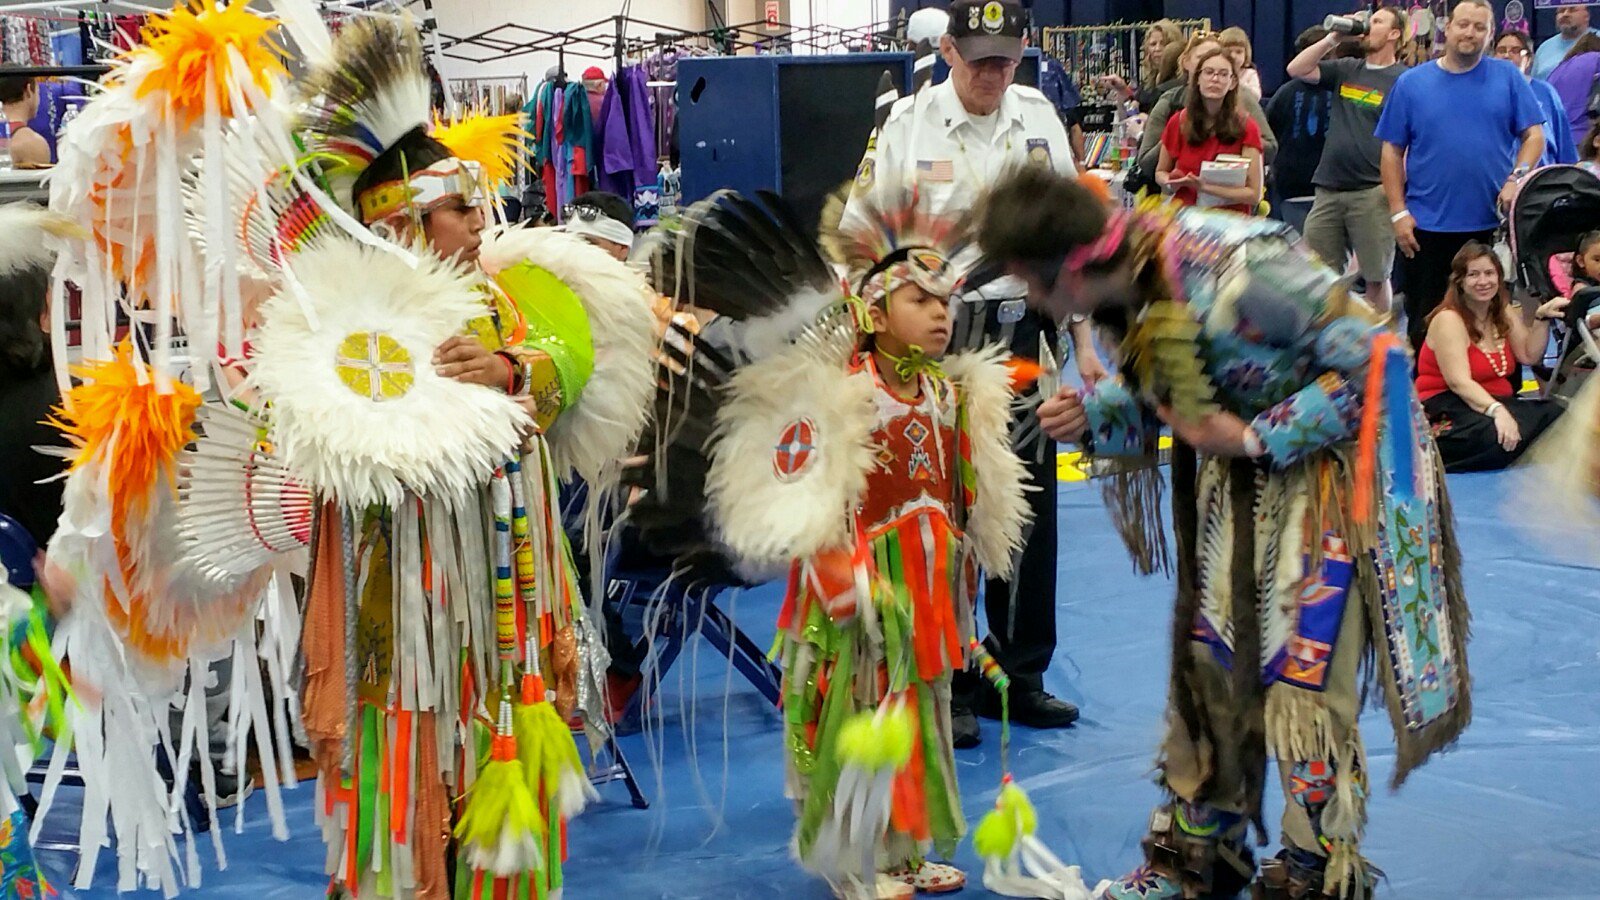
[1198,68,1233,81]
[564,204,605,222]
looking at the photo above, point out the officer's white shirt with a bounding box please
[841,78,1077,299]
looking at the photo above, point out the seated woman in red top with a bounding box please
[1155,47,1263,214]
[1418,241,1565,471]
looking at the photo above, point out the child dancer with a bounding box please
[677,194,1030,900]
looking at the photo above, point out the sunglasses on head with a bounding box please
[564,204,607,222]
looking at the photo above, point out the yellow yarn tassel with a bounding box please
[454,702,546,878]
[973,776,1038,863]
[513,672,594,819]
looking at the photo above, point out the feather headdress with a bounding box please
[298,18,475,227]
[820,186,974,304]
[434,107,532,201]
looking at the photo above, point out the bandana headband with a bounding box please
[1062,211,1130,275]
[358,157,483,225]
[563,206,636,247]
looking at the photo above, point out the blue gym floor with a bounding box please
[50,470,1600,898]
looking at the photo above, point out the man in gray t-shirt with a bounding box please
[1287,6,1409,313]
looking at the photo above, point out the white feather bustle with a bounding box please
[249,237,530,509]
[479,225,657,485]
[44,463,300,895]
[176,404,313,584]
[707,340,878,571]
[944,346,1033,575]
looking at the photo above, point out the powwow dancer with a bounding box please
[645,189,1029,899]
[30,2,331,893]
[975,167,1472,900]
[245,20,655,900]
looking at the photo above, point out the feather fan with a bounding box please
[248,236,530,509]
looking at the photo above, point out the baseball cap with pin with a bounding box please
[947,0,1026,63]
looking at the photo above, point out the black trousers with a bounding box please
[1398,227,1496,352]
[952,296,1060,698]
[979,449,1059,692]
[1423,391,1563,472]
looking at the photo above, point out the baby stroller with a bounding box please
[1508,163,1600,401]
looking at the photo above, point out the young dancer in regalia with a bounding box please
[255,21,655,900]
[648,190,1030,899]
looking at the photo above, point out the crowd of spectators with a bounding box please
[1118,1,1600,473]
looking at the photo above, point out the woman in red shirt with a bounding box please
[1155,47,1263,213]
[1417,242,1565,471]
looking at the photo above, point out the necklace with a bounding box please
[1479,326,1509,378]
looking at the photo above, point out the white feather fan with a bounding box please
[248,238,530,509]
[706,335,877,571]
[944,346,1034,575]
[478,225,656,484]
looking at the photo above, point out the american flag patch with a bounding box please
[917,159,954,182]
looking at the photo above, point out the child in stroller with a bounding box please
[1509,164,1600,400]
[1543,230,1600,401]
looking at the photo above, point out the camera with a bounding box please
[1324,14,1369,37]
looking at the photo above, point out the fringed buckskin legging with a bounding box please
[1154,452,1373,898]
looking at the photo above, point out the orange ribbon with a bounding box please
[1354,333,1401,523]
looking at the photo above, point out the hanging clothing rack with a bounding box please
[1039,19,1212,107]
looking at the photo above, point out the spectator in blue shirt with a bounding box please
[1377,0,1546,350]
[1494,29,1578,166]
[1533,4,1600,79]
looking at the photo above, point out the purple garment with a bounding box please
[596,66,658,200]
[25,81,84,163]
[552,87,572,211]
[1546,51,1600,145]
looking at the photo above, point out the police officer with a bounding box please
[843,0,1104,748]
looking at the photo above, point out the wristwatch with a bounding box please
[1508,164,1532,182]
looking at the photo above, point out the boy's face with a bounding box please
[872,281,953,357]
[422,200,486,265]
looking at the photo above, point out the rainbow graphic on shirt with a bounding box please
[1339,83,1386,109]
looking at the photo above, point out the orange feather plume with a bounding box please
[1078,173,1113,206]
[50,344,205,662]
[433,108,532,196]
[130,0,286,125]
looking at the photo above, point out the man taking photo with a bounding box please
[1287,6,1409,315]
